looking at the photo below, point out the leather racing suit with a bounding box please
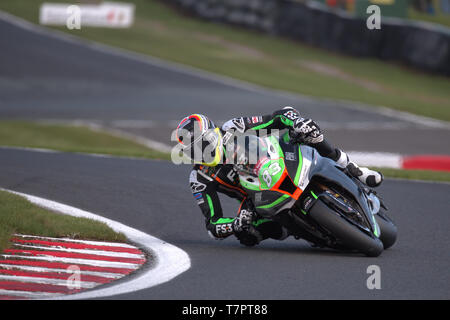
[188,107,347,246]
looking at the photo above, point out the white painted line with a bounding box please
[347,151,403,169]
[32,119,173,153]
[0,146,59,154]
[12,244,145,260]
[0,9,448,130]
[369,105,450,130]
[0,264,123,279]
[109,120,158,128]
[0,144,170,162]
[0,254,140,270]
[13,234,138,248]
[0,289,63,299]
[93,125,173,153]
[57,120,173,153]
[318,121,417,130]
[1,189,191,299]
[0,275,98,289]
[0,146,63,155]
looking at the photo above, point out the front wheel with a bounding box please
[375,211,397,250]
[309,199,384,257]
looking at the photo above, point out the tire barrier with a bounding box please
[165,0,450,76]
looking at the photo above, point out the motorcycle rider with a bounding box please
[175,107,383,247]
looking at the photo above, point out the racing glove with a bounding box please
[221,118,246,134]
[221,118,246,146]
[232,209,263,246]
[291,118,324,144]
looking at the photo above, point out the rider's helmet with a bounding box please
[175,114,223,166]
[228,134,270,176]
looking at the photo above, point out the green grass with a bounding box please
[408,2,450,28]
[374,167,450,183]
[0,0,449,121]
[0,121,170,160]
[0,190,127,252]
[1,121,450,183]
[0,2,448,182]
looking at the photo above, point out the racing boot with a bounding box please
[336,150,383,188]
[346,162,383,188]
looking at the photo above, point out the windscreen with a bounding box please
[225,134,272,177]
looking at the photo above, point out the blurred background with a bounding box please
[0,0,449,178]
[316,0,450,20]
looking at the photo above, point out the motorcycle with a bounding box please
[233,133,397,257]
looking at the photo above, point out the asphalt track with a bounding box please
[0,13,450,299]
[0,13,449,154]
[0,148,449,299]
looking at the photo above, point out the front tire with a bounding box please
[309,199,384,257]
[375,211,397,250]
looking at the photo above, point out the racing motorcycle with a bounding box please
[233,133,397,257]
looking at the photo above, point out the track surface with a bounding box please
[0,13,449,299]
[0,14,449,154]
[0,148,449,299]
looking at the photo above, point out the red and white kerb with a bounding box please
[0,234,146,299]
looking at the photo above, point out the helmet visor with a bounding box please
[181,127,222,166]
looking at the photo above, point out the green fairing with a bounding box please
[294,146,303,185]
[257,194,289,209]
[237,136,306,212]
[258,136,284,190]
[255,141,304,210]
[239,178,260,191]
[258,158,285,190]
[268,135,284,155]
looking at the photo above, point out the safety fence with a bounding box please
[165,0,450,76]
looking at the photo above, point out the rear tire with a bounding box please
[309,199,384,257]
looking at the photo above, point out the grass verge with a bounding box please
[1,121,449,182]
[374,167,450,183]
[0,0,449,121]
[409,5,450,28]
[0,121,170,160]
[0,189,127,252]
[0,0,448,181]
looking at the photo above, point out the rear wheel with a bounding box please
[309,199,384,257]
